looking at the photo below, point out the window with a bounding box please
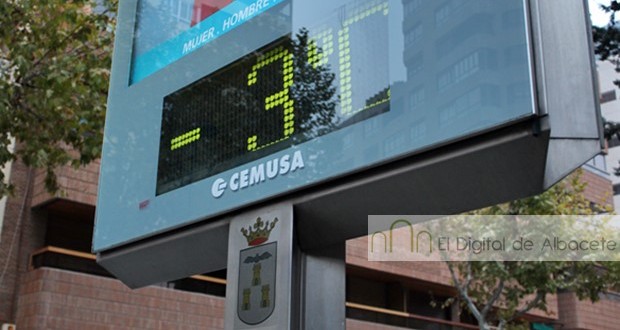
[169,0,193,24]
[364,118,380,137]
[407,54,424,81]
[410,122,427,142]
[384,132,407,155]
[409,88,426,111]
[437,49,498,92]
[435,14,493,58]
[601,90,617,104]
[439,85,500,127]
[405,24,423,48]
[404,0,423,15]
[435,1,466,27]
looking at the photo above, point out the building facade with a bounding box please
[599,60,620,209]
[0,146,617,329]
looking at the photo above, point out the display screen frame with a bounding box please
[130,0,290,84]
[95,0,538,252]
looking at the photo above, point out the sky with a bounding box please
[590,0,610,27]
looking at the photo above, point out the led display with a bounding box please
[156,1,390,194]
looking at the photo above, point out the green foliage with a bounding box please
[593,2,620,170]
[290,28,339,141]
[446,173,619,330]
[444,5,620,328]
[0,0,117,196]
[593,1,620,87]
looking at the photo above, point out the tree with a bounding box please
[593,1,620,87]
[592,0,620,172]
[436,6,620,328]
[444,172,620,330]
[592,2,620,174]
[290,28,339,141]
[0,0,117,196]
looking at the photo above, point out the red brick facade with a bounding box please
[581,169,614,209]
[31,160,100,208]
[557,292,620,330]
[16,268,224,330]
[0,158,39,325]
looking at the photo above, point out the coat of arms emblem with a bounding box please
[237,217,278,325]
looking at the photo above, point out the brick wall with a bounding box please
[347,236,454,286]
[16,268,225,330]
[0,158,43,324]
[557,292,620,330]
[581,169,613,209]
[31,160,100,208]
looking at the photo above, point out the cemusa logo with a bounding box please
[211,150,305,198]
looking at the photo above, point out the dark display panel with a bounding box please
[157,3,390,194]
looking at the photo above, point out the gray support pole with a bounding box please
[297,243,346,330]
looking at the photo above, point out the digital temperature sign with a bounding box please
[95,0,537,252]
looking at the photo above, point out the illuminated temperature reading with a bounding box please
[308,28,334,68]
[309,1,389,115]
[247,46,295,151]
[156,0,389,195]
[170,128,201,151]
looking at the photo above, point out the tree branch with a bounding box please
[22,18,89,84]
[507,291,545,323]
[447,262,485,325]
[481,275,505,317]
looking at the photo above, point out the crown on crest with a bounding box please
[241,217,278,246]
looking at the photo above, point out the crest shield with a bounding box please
[237,241,277,325]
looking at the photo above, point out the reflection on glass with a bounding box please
[155,0,533,195]
[131,0,291,84]
[133,0,195,60]
[95,0,537,250]
[385,0,533,156]
[156,0,392,194]
[191,0,233,26]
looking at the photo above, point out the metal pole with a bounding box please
[296,243,346,330]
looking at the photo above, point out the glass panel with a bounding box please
[95,0,535,250]
[131,0,291,84]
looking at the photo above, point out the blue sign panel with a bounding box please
[95,0,536,251]
[131,0,288,83]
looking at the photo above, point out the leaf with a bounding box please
[0,0,116,197]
